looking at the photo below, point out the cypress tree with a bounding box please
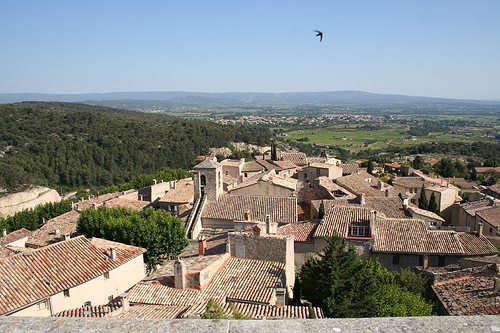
[428,192,439,214]
[271,142,278,161]
[418,185,428,210]
[202,299,228,319]
[367,159,374,175]
[318,201,325,219]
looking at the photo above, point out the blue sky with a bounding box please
[1,1,499,99]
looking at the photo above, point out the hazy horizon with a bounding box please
[1,1,499,100]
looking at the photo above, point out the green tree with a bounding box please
[412,155,425,170]
[77,207,188,272]
[229,302,251,319]
[367,159,374,175]
[202,299,228,319]
[428,192,439,214]
[308,303,316,319]
[300,236,378,318]
[271,142,278,161]
[418,185,428,210]
[292,273,302,304]
[481,170,500,186]
[374,285,433,317]
[318,201,325,219]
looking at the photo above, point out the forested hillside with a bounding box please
[0,102,270,191]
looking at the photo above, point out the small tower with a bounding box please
[193,157,223,202]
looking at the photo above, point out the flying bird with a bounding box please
[314,30,323,42]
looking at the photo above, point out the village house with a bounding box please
[335,172,395,198]
[297,162,342,182]
[156,178,194,216]
[220,158,245,183]
[340,163,363,176]
[280,152,307,167]
[1,228,31,248]
[475,206,500,237]
[449,197,498,233]
[137,179,175,203]
[0,236,146,317]
[299,205,497,271]
[92,230,324,320]
[229,170,298,197]
[484,183,500,200]
[472,166,500,180]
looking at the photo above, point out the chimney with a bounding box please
[423,255,429,270]
[152,179,157,185]
[477,222,484,237]
[198,236,207,256]
[174,258,186,289]
[92,203,97,210]
[71,202,75,210]
[64,233,71,241]
[378,180,383,191]
[244,210,251,221]
[402,197,409,210]
[110,247,117,260]
[369,210,376,232]
[359,193,366,205]
[385,189,390,197]
[42,217,46,224]
[55,229,60,235]
[494,277,500,292]
[275,288,286,308]
[266,214,277,234]
[253,225,261,237]
[139,194,143,201]
[118,295,130,312]
[2,229,6,237]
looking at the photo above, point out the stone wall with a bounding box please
[1,315,499,332]
[227,233,295,293]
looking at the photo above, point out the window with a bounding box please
[392,254,400,265]
[316,168,321,175]
[244,173,248,177]
[200,175,206,186]
[225,170,229,175]
[304,173,307,179]
[438,255,446,267]
[350,226,370,237]
[63,289,70,297]
[104,272,110,280]
[490,227,493,234]
[37,300,48,311]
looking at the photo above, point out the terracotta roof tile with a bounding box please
[220,302,324,319]
[0,228,30,245]
[25,210,80,248]
[476,206,500,227]
[127,283,201,306]
[103,198,150,210]
[119,304,189,319]
[336,173,392,197]
[0,236,145,315]
[315,206,371,238]
[231,170,297,193]
[203,194,298,224]
[277,221,319,242]
[432,269,500,315]
[341,163,362,175]
[54,301,123,317]
[241,161,265,173]
[280,152,307,166]
[158,178,194,204]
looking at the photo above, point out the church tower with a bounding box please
[193,157,223,202]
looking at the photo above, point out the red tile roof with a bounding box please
[374,219,497,256]
[476,206,500,227]
[220,302,324,319]
[158,178,194,204]
[432,269,500,315]
[103,197,150,210]
[280,152,307,166]
[0,228,30,245]
[127,283,201,306]
[25,210,80,248]
[119,304,189,319]
[336,173,392,197]
[54,301,123,317]
[277,221,318,242]
[0,236,145,316]
[315,206,371,238]
[203,194,298,224]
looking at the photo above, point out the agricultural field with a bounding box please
[281,116,500,152]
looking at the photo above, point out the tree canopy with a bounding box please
[0,102,271,192]
[77,206,188,272]
[299,236,433,318]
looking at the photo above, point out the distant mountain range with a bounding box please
[1,90,499,106]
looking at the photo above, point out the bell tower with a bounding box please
[193,157,222,202]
